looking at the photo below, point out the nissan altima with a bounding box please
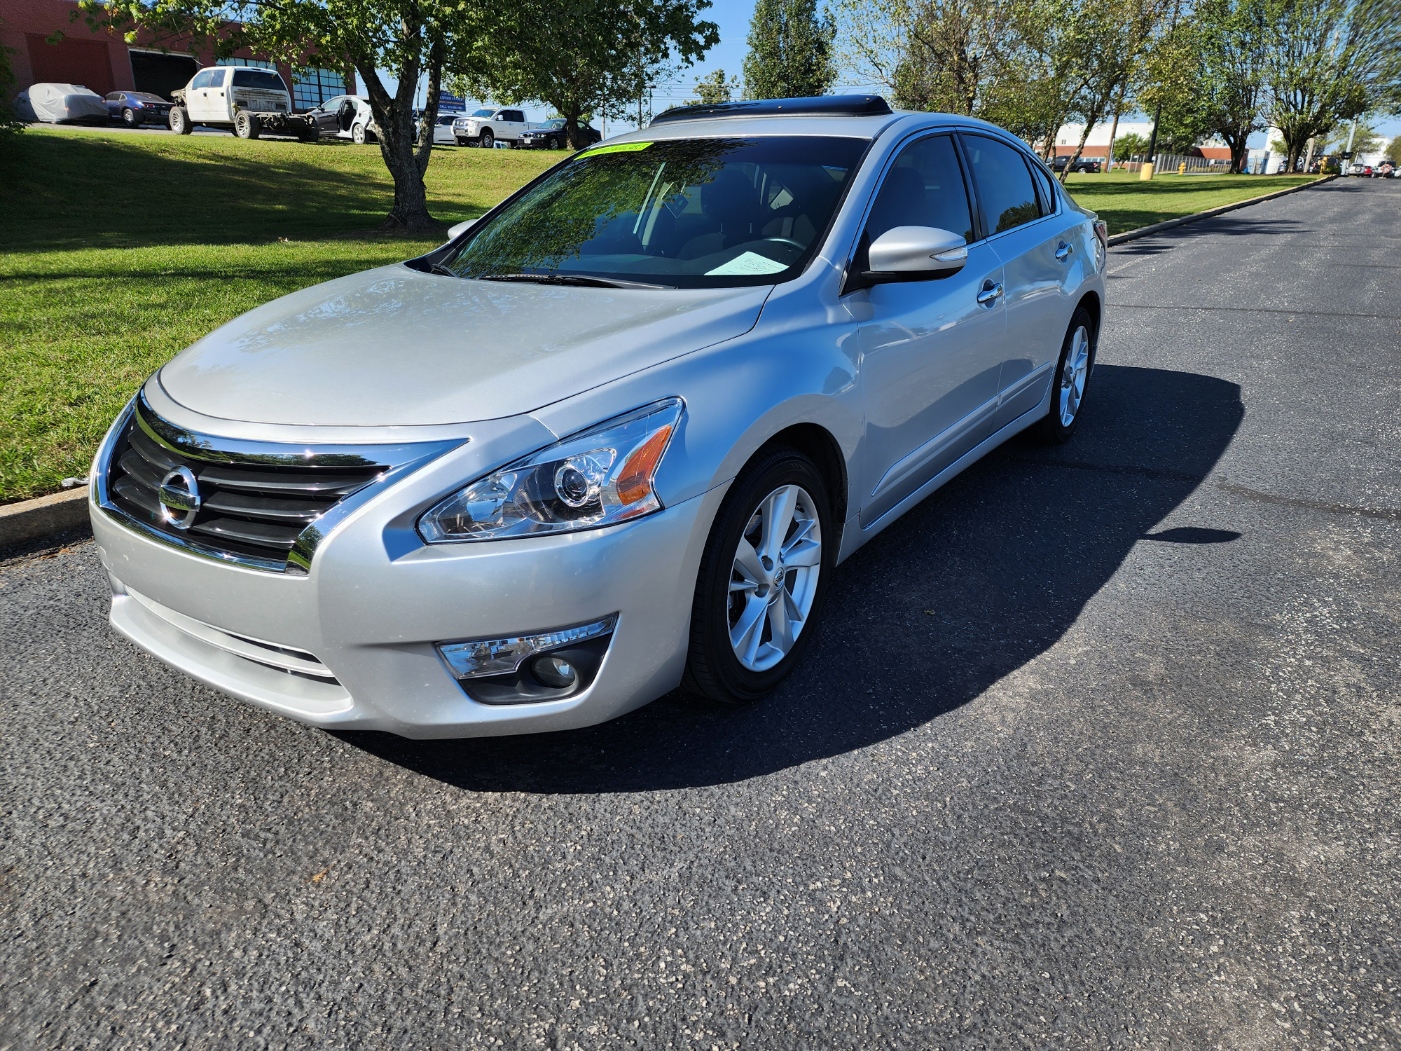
[90,95,1108,738]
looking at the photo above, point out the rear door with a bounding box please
[959,133,1078,428]
[500,109,527,141]
[856,133,1007,527]
[184,69,212,121]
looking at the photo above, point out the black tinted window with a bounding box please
[231,69,286,92]
[1029,161,1057,216]
[963,135,1040,233]
[866,134,973,244]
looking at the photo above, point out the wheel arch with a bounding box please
[749,423,848,539]
[1075,289,1102,344]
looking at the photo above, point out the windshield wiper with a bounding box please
[425,262,459,278]
[479,272,674,290]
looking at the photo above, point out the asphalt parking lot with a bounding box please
[2,178,1398,1049]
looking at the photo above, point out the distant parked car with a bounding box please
[452,107,530,148]
[518,118,602,150]
[1052,155,1101,174]
[431,112,460,145]
[309,95,379,144]
[1371,160,1394,178]
[14,83,108,124]
[105,90,173,128]
[170,66,317,141]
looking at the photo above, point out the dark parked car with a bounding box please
[105,90,173,127]
[1051,155,1101,174]
[518,118,602,150]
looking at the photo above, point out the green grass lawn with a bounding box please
[0,128,1320,504]
[0,128,556,504]
[1064,169,1318,234]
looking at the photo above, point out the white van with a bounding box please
[169,66,317,140]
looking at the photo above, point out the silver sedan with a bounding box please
[90,96,1108,738]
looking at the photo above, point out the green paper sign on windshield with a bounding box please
[583,141,653,157]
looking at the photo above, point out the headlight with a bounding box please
[418,398,683,543]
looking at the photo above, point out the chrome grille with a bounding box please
[95,395,463,572]
[108,418,383,565]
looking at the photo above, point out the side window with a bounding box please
[504,110,525,123]
[963,134,1041,234]
[191,69,215,90]
[1029,160,1058,216]
[865,134,974,245]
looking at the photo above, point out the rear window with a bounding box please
[232,69,287,92]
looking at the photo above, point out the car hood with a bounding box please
[158,264,771,428]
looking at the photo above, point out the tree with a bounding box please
[1384,135,1400,161]
[743,0,837,99]
[1187,0,1271,172]
[1113,131,1150,160]
[83,0,473,234]
[688,68,739,105]
[1041,0,1172,181]
[0,26,22,148]
[1325,119,1382,155]
[1262,0,1401,175]
[453,0,718,148]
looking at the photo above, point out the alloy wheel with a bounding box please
[1059,325,1091,427]
[727,484,822,672]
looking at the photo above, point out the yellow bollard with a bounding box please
[1178,161,1186,175]
[1140,161,1155,181]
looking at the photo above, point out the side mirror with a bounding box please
[446,218,478,240]
[865,226,968,282]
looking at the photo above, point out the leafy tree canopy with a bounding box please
[451,0,718,148]
[743,0,837,100]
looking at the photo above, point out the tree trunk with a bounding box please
[414,35,446,180]
[355,30,443,235]
[560,105,587,150]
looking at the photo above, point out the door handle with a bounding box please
[977,281,1004,307]
[1055,241,1073,261]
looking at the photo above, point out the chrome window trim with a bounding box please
[94,391,463,574]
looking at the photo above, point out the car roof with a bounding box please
[606,104,1021,147]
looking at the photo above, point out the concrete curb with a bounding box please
[0,488,91,548]
[1107,175,1336,246]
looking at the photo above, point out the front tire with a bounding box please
[548,134,561,150]
[170,106,193,135]
[683,448,834,707]
[1032,306,1096,443]
[479,128,494,149]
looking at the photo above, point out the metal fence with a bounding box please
[1112,152,1232,174]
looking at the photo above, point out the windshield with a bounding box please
[231,69,286,92]
[472,108,493,117]
[443,136,867,289]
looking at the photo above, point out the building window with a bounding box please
[292,68,346,111]
[216,57,278,70]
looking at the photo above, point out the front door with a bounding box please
[856,133,1006,527]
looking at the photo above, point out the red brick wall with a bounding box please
[3,0,353,105]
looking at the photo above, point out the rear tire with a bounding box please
[121,107,138,128]
[352,122,367,145]
[235,111,260,139]
[683,447,834,708]
[479,128,494,149]
[170,106,193,135]
[1032,306,1096,444]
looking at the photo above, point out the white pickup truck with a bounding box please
[169,66,318,141]
[450,106,534,148]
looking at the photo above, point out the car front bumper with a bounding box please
[92,480,723,739]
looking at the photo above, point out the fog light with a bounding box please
[530,654,578,689]
[436,615,617,680]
